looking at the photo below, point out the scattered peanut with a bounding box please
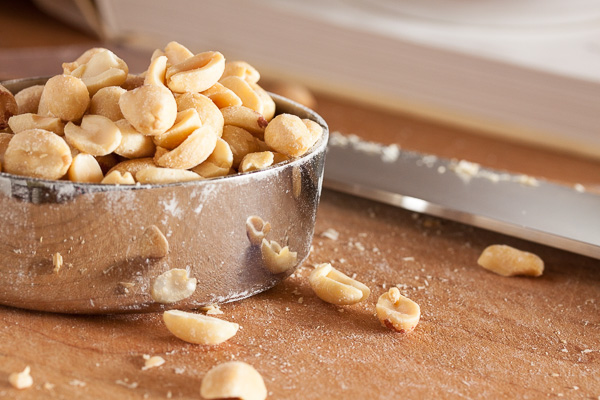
[246,216,271,246]
[309,263,370,305]
[163,309,239,345]
[376,287,420,333]
[260,239,297,274]
[8,366,33,390]
[141,355,165,371]
[200,361,267,400]
[52,252,63,274]
[477,244,544,277]
[151,268,197,304]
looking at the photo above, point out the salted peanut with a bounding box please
[260,239,297,274]
[251,83,276,121]
[144,55,168,88]
[222,125,261,169]
[221,106,268,140]
[302,118,323,147]
[52,252,63,274]
[64,115,122,156]
[151,268,197,304]
[477,244,544,277]
[0,84,18,130]
[0,132,12,165]
[270,81,317,110]
[164,41,194,65]
[264,113,313,157]
[153,146,169,164]
[121,74,145,91]
[192,137,233,178]
[163,310,239,345]
[114,119,156,158]
[108,157,156,176]
[38,75,89,121]
[138,225,169,258]
[89,86,126,121]
[219,76,263,115]
[246,216,271,246]
[141,355,165,371]
[68,49,129,95]
[119,84,177,136]
[201,82,243,109]
[376,287,420,333]
[201,361,267,400]
[67,153,104,183]
[136,166,203,184]
[155,125,218,169]
[4,129,72,180]
[166,51,226,93]
[239,151,274,173]
[8,366,33,390]
[8,113,64,135]
[15,84,44,114]
[101,170,135,185]
[62,47,105,74]
[222,60,260,84]
[175,92,224,137]
[309,263,370,305]
[153,108,201,150]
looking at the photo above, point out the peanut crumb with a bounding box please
[201,304,224,315]
[69,379,86,387]
[43,382,55,390]
[8,366,33,390]
[321,228,339,241]
[142,355,165,371]
[52,252,63,273]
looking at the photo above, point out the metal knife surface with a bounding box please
[322,133,600,260]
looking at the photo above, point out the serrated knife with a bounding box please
[323,133,600,260]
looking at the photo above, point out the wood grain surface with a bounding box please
[1,2,599,399]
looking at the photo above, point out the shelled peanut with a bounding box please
[0,42,322,183]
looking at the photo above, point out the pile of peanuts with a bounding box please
[0,42,323,184]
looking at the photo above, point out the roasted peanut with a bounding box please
[114,119,156,158]
[151,268,197,304]
[264,113,314,157]
[309,263,370,305]
[38,75,90,121]
[68,48,128,95]
[4,129,72,180]
[251,82,276,121]
[64,115,122,156]
[164,41,194,65]
[302,118,323,147]
[67,153,104,183]
[8,113,64,136]
[62,47,105,74]
[119,84,177,135]
[222,125,261,169]
[139,225,169,258]
[201,361,267,400]
[219,76,263,115]
[14,84,44,114]
[136,166,203,184]
[155,124,218,169]
[376,287,420,333]
[89,86,126,121]
[192,137,233,178]
[260,239,297,274]
[477,244,544,277]
[153,108,201,150]
[163,310,239,345]
[201,82,243,109]
[222,61,260,84]
[0,84,18,130]
[144,55,168,88]
[175,92,224,138]
[239,151,274,173]
[246,216,271,246]
[166,51,226,93]
[221,106,268,140]
[101,170,135,185]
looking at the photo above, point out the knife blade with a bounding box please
[323,132,600,260]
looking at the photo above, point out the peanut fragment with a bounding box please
[151,268,197,304]
[246,216,271,246]
[200,361,267,400]
[144,55,168,88]
[38,75,89,121]
[0,84,18,130]
[141,355,165,371]
[67,153,104,183]
[136,167,203,184]
[166,51,226,93]
[163,310,239,345]
[64,115,122,156]
[260,239,297,274]
[239,151,275,173]
[264,113,314,157]
[4,129,72,180]
[477,244,544,277]
[201,82,242,109]
[8,113,64,135]
[68,48,128,95]
[8,366,33,390]
[175,92,224,138]
[376,287,420,333]
[221,106,268,140]
[119,84,177,135]
[309,263,370,305]
[138,225,169,259]
[101,170,135,185]
[155,125,218,170]
[164,41,194,65]
[153,108,202,150]
[52,252,63,274]
[192,137,233,178]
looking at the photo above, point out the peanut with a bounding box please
[119,84,177,136]
[155,124,218,170]
[38,75,89,121]
[114,119,156,159]
[8,113,64,136]
[89,86,126,121]
[0,84,18,130]
[175,92,224,138]
[136,167,203,184]
[260,239,297,274]
[201,361,266,400]
[221,125,261,169]
[222,61,260,84]
[166,51,226,93]
[151,268,197,304]
[14,84,44,115]
[163,310,239,345]
[264,113,314,157]
[101,170,135,185]
[191,137,233,178]
[221,106,268,140]
[67,153,104,183]
[239,151,275,173]
[376,287,420,333]
[201,82,243,109]
[309,263,370,305]
[246,216,271,246]
[64,115,122,156]
[68,48,128,96]
[153,108,202,150]
[477,244,544,277]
